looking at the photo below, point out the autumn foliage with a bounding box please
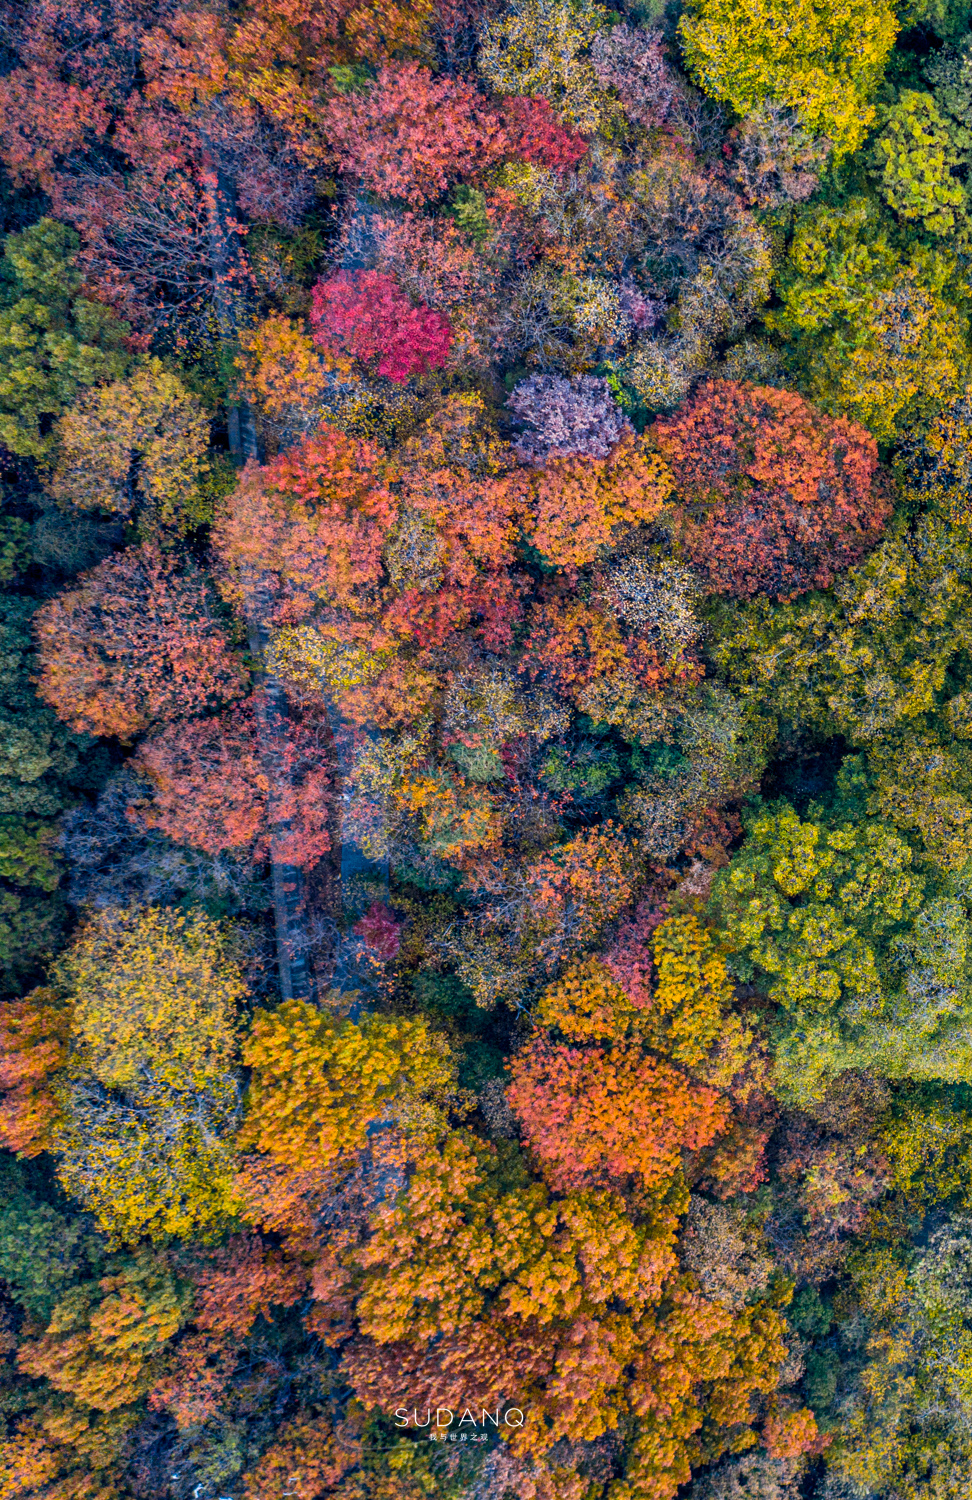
[320,63,508,206]
[508,1037,729,1189]
[0,987,69,1156]
[241,998,456,1169]
[131,698,331,872]
[521,430,673,573]
[311,270,453,382]
[214,425,396,615]
[654,381,887,598]
[34,544,245,740]
[0,1,945,1496]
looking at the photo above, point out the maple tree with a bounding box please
[0,987,70,1156]
[508,1036,729,1190]
[214,424,397,617]
[320,62,508,206]
[521,429,673,574]
[653,380,887,599]
[132,697,332,872]
[34,543,246,741]
[311,270,453,383]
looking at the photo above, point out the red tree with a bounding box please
[382,463,528,650]
[507,1037,729,1190]
[214,424,397,618]
[319,62,507,205]
[310,271,452,381]
[502,95,588,172]
[653,381,887,599]
[34,543,246,741]
[131,698,331,872]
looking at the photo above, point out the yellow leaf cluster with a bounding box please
[50,906,244,1245]
[242,999,458,1170]
[535,957,638,1041]
[50,358,211,531]
[650,914,742,1072]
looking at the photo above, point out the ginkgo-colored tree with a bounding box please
[679,0,897,154]
[241,998,458,1170]
[49,904,245,1245]
[49,357,211,531]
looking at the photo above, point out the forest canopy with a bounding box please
[0,1,971,1498]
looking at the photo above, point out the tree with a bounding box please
[523,428,673,574]
[678,0,898,156]
[320,62,507,206]
[49,357,211,531]
[382,454,528,651]
[508,1036,729,1189]
[516,823,640,959]
[132,698,332,873]
[653,381,886,600]
[0,217,129,460]
[765,197,970,442]
[310,271,453,383]
[0,987,70,1156]
[591,24,676,128]
[501,94,589,170]
[34,543,246,741]
[17,1249,189,1413]
[710,513,972,745]
[477,0,611,133]
[507,374,633,463]
[709,800,972,1101]
[870,89,968,237]
[241,998,458,1171]
[49,905,244,1245]
[828,1216,972,1498]
[214,425,396,618]
[535,956,641,1041]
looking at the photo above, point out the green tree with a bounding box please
[831,1218,972,1498]
[710,513,972,746]
[764,197,970,441]
[710,801,972,1101]
[0,219,129,461]
[871,90,968,237]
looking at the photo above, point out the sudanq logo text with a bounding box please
[394,1407,525,1429]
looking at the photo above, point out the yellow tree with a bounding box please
[49,906,244,1245]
